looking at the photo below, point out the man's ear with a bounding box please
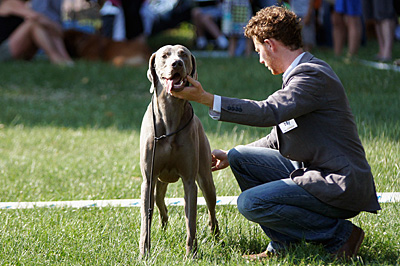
[147,52,157,93]
[264,38,277,52]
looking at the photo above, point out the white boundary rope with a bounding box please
[357,59,400,72]
[1,193,399,210]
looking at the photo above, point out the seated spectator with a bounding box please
[0,0,73,65]
[191,0,229,50]
[31,0,63,25]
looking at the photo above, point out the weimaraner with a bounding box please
[139,45,219,258]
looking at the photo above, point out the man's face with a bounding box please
[253,37,279,75]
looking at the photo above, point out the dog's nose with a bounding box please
[172,60,183,69]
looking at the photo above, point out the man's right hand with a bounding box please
[170,75,214,108]
[211,149,229,171]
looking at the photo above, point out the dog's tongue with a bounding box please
[166,76,184,94]
[166,78,174,94]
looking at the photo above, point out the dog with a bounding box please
[63,29,152,67]
[139,45,219,258]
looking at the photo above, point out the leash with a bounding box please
[146,95,194,254]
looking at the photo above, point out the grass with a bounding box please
[0,34,400,264]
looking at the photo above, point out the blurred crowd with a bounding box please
[0,0,399,65]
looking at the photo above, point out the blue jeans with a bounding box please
[228,146,360,253]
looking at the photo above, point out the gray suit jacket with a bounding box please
[220,52,380,213]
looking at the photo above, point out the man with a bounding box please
[171,6,380,260]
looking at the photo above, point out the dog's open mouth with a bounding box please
[164,73,187,94]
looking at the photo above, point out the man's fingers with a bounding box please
[187,75,199,86]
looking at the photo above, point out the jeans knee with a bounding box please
[237,189,277,224]
[227,145,246,167]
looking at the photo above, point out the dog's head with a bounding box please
[147,45,197,95]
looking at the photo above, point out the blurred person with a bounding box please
[121,0,192,43]
[289,0,316,52]
[99,0,126,41]
[253,0,279,10]
[31,0,63,24]
[140,0,192,37]
[222,0,253,56]
[170,6,380,259]
[0,0,73,65]
[316,0,335,48]
[31,0,73,61]
[362,0,397,62]
[392,0,400,65]
[121,0,145,41]
[331,0,362,58]
[191,0,229,50]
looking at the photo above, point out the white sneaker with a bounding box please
[216,36,229,50]
[196,37,208,49]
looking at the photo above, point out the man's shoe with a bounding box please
[333,225,365,259]
[242,250,277,261]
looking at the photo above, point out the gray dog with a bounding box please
[139,45,219,258]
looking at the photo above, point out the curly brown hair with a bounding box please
[244,6,303,51]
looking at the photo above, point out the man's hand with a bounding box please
[170,75,214,107]
[211,149,229,171]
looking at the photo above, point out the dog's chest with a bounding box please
[156,138,186,165]
[157,145,182,183]
[155,138,196,183]
[158,168,180,183]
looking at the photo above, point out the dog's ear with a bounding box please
[147,52,157,93]
[190,54,198,80]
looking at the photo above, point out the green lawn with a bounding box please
[0,37,399,265]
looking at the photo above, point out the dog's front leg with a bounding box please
[139,177,156,258]
[183,179,198,258]
[155,180,169,229]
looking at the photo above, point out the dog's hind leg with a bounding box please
[155,180,169,229]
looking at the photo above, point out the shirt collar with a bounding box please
[282,52,306,80]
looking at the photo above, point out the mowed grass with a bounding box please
[0,39,399,265]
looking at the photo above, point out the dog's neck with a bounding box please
[152,91,192,137]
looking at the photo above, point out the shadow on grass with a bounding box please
[0,54,398,142]
[0,57,272,142]
[0,60,150,132]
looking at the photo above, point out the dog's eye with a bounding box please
[162,54,168,59]
[179,52,188,58]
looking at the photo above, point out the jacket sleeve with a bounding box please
[219,65,327,127]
